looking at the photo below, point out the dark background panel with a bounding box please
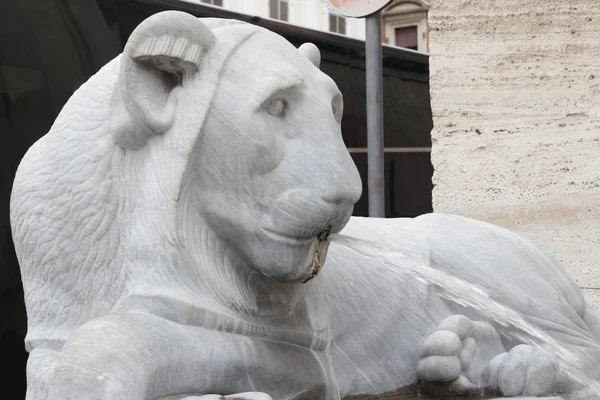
[385,152,434,217]
[382,76,433,148]
[0,0,433,398]
[350,153,433,218]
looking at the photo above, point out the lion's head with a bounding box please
[183,26,361,283]
[11,12,361,349]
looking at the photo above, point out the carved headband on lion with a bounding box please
[11,12,322,352]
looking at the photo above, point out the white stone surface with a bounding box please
[429,0,600,305]
[582,288,600,309]
[428,0,600,381]
[9,11,600,400]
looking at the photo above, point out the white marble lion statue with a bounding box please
[10,11,600,400]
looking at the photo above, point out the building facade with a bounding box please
[200,0,431,53]
[201,0,366,40]
[381,0,430,53]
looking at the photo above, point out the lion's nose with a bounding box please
[320,192,346,205]
[320,189,355,206]
[320,178,362,206]
[319,144,363,207]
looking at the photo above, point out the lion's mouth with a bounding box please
[260,227,331,282]
[261,226,331,245]
[301,229,330,283]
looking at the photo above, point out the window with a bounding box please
[395,26,418,50]
[329,13,346,35]
[269,0,288,21]
[201,0,223,5]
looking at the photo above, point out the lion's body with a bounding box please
[10,13,600,400]
[322,214,600,396]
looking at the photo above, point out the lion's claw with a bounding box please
[418,330,463,382]
[419,315,576,397]
[418,315,505,395]
[483,344,571,396]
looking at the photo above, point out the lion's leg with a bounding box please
[26,347,60,400]
[45,312,329,400]
[45,313,241,400]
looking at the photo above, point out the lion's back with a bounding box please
[340,213,585,319]
[338,214,596,346]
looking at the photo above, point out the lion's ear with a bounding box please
[112,11,216,149]
[299,43,321,69]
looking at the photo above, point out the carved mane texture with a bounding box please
[10,18,257,352]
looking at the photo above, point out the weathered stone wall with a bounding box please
[429,1,600,307]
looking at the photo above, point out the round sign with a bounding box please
[327,0,394,18]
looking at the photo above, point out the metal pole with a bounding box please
[365,12,385,217]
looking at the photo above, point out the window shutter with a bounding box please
[269,0,278,18]
[329,13,337,32]
[280,1,288,21]
[394,26,418,50]
[338,17,346,34]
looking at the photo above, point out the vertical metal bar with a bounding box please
[365,12,385,217]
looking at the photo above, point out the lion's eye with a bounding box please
[266,98,287,117]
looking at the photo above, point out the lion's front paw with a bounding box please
[483,344,572,397]
[417,315,506,396]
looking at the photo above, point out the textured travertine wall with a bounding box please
[429,1,600,307]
